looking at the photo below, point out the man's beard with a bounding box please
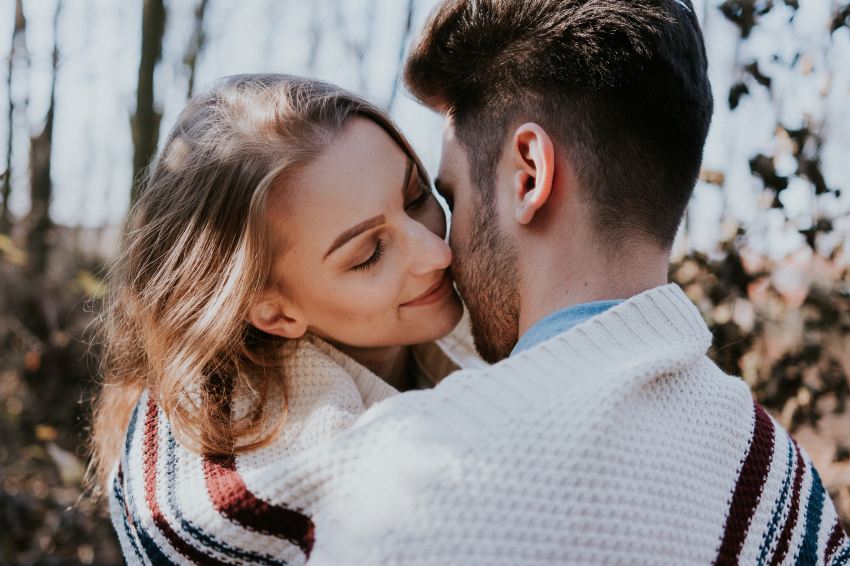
[452,201,520,364]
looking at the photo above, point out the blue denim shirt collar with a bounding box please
[510,300,623,356]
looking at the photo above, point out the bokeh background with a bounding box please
[1,0,849,563]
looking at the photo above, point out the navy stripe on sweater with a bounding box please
[114,395,306,565]
[122,401,176,566]
[771,442,806,566]
[113,465,145,565]
[833,542,850,566]
[796,467,826,565]
[142,398,240,565]
[757,437,795,565]
[162,417,288,565]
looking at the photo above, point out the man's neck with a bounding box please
[517,244,670,338]
[332,343,413,391]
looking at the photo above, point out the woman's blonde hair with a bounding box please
[89,74,427,490]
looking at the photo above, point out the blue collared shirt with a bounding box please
[510,300,623,356]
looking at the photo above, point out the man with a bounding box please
[307,0,850,563]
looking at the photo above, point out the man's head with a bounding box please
[404,0,713,362]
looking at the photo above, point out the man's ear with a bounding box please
[246,296,308,340]
[511,123,555,225]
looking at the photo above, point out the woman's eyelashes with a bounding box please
[351,239,385,272]
[349,181,432,273]
[405,182,433,211]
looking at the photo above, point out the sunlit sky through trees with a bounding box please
[1,0,849,259]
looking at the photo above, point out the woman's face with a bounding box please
[262,118,463,348]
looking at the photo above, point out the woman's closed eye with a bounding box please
[351,239,385,272]
[349,176,432,273]
[405,179,433,211]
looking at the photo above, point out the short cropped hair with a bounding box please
[404,0,713,249]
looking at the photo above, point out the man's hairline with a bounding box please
[432,103,677,260]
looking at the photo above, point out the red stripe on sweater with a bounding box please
[716,403,776,565]
[826,517,849,564]
[203,452,315,558]
[142,397,229,565]
[769,439,805,566]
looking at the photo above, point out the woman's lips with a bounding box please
[401,272,452,307]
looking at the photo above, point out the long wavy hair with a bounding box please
[89,74,426,491]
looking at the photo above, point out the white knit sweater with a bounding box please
[110,284,849,565]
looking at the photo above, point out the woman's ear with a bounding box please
[511,123,555,225]
[246,297,308,340]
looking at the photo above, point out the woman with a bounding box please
[91,74,479,564]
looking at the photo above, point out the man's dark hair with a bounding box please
[404,0,713,250]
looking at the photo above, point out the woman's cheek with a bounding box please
[344,276,395,320]
[373,264,407,317]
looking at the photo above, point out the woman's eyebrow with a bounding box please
[324,214,386,260]
[323,159,412,261]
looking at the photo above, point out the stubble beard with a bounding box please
[452,201,520,364]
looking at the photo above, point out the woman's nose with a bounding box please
[407,221,452,276]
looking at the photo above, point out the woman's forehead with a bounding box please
[267,118,411,249]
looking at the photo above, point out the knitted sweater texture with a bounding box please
[110,284,849,565]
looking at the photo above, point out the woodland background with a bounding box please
[1,0,849,563]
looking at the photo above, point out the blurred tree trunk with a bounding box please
[1,0,27,234]
[386,0,415,113]
[131,0,165,206]
[25,0,60,278]
[184,0,209,99]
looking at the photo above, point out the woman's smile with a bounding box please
[401,270,453,308]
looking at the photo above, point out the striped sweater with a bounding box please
[110,284,848,565]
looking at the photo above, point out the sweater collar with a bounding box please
[482,283,713,390]
[511,300,624,356]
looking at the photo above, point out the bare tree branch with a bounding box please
[131,0,165,206]
[184,0,209,99]
[25,0,61,276]
[1,0,27,234]
[386,0,416,113]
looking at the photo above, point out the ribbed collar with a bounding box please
[428,284,714,441]
[504,283,710,373]
[511,299,624,356]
